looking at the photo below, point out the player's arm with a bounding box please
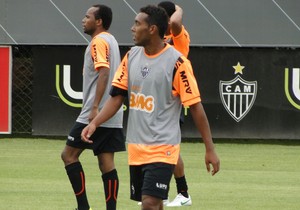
[170,5,190,57]
[89,38,110,121]
[173,57,220,175]
[89,67,109,121]
[170,5,183,36]
[189,102,220,176]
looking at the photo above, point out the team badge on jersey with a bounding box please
[284,68,300,110]
[219,62,257,122]
[141,66,151,79]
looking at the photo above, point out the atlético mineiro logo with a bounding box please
[141,66,151,79]
[219,62,257,122]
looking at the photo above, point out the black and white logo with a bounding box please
[219,62,257,122]
[141,66,151,79]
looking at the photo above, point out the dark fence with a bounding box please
[11,46,33,134]
[3,45,300,139]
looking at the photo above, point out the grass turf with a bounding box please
[0,138,299,210]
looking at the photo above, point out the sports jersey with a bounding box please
[164,25,190,57]
[112,44,201,165]
[77,32,123,128]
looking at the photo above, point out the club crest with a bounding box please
[141,66,151,79]
[219,62,257,122]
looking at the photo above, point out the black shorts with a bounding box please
[130,162,175,201]
[66,122,126,155]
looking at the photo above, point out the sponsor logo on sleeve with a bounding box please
[180,71,192,94]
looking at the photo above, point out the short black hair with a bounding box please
[93,4,112,30]
[158,1,176,18]
[140,5,168,39]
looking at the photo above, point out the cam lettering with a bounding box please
[225,85,253,93]
[130,92,154,113]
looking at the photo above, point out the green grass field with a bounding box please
[1,138,300,210]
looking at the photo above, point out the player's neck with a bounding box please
[144,41,165,56]
[91,28,107,39]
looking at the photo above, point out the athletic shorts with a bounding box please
[66,122,126,155]
[130,162,175,201]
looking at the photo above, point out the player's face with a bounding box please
[82,7,98,35]
[131,12,151,46]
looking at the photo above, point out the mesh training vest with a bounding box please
[126,45,182,145]
[77,32,123,128]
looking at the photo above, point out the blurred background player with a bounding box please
[158,1,191,207]
[60,5,125,210]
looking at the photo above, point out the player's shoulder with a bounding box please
[127,46,143,57]
[93,32,113,42]
[129,46,143,51]
[165,43,182,57]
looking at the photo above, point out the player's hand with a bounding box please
[81,124,96,144]
[205,150,220,176]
